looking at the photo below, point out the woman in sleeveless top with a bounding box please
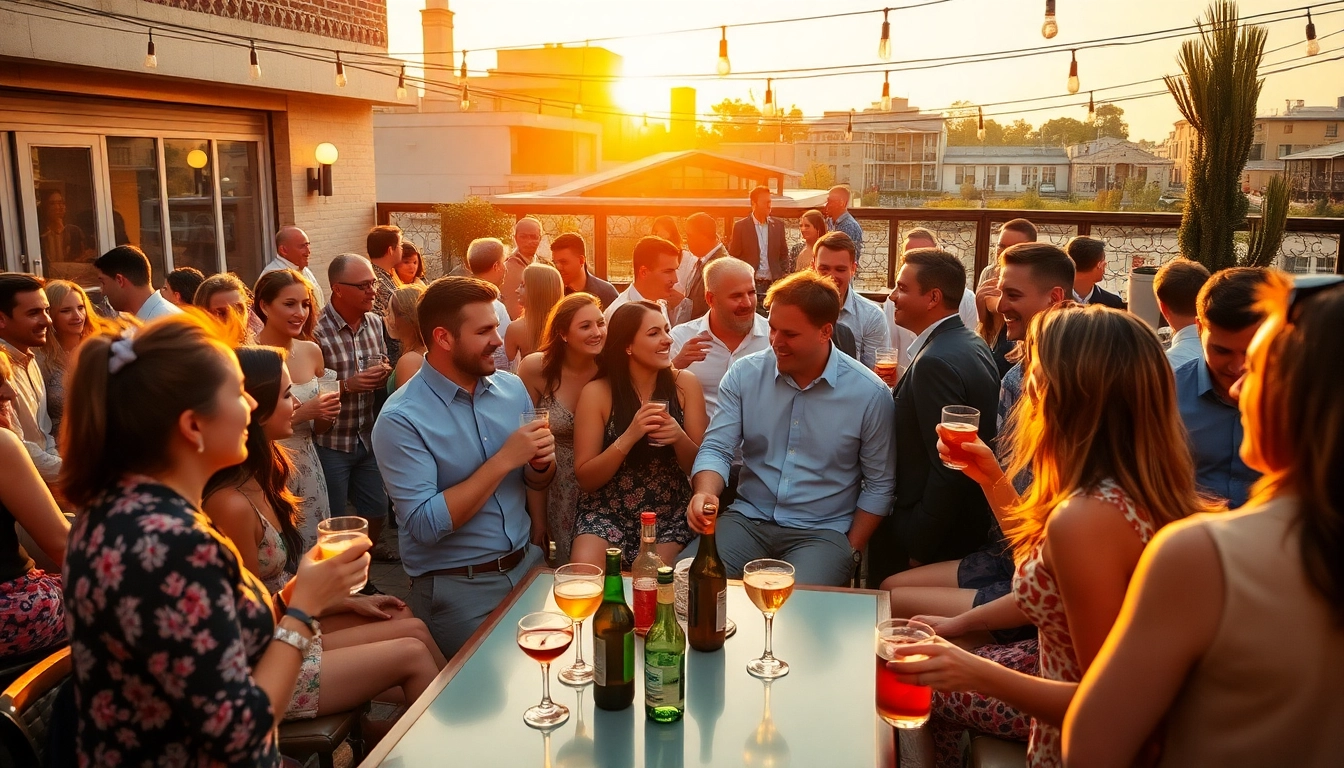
[505,263,563,371]
[571,301,707,569]
[203,347,443,722]
[886,304,1218,768]
[253,269,340,548]
[517,293,607,563]
[0,352,69,663]
[37,279,101,437]
[1066,275,1344,767]
[386,284,428,392]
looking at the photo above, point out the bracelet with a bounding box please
[274,625,311,656]
[285,606,319,635]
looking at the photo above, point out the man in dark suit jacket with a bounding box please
[866,249,1001,586]
[728,185,789,298]
[1066,235,1127,309]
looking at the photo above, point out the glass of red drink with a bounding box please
[517,611,574,728]
[875,618,935,729]
[937,405,980,470]
[875,348,900,385]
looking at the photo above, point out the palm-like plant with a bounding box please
[1165,2,1267,272]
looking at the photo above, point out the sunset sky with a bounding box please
[385,0,1344,142]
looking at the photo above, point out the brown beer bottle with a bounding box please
[687,503,727,652]
[592,547,636,710]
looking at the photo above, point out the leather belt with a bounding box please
[420,547,528,579]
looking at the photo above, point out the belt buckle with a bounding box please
[496,554,509,573]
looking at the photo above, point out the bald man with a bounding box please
[503,217,544,320]
[263,226,324,307]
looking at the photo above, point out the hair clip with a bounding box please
[108,329,138,375]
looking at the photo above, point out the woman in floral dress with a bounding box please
[885,305,1219,767]
[571,301,706,569]
[60,314,370,765]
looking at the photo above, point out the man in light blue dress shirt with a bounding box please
[824,185,865,259]
[1154,257,1211,370]
[681,271,896,586]
[373,277,556,657]
[813,230,889,370]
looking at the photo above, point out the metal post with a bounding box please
[594,214,608,280]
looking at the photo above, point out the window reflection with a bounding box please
[31,147,99,285]
[218,141,265,285]
[106,137,167,282]
[164,138,218,275]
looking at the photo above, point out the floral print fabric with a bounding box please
[64,477,281,767]
[0,568,65,659]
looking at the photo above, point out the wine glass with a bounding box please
[743,559,795,679]
[517,611,573,728]
[553,563,603,686]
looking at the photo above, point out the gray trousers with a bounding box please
[409,545,545,659]
[676,511,855,587]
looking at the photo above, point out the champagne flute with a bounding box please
[743,559,795,679]
[517,611,573,728]
[553,563,603,686]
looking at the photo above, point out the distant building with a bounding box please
[941,146,1071,195]
[0,0,391,293]
[1283,141,1344,202]
[1067,138,1175,194]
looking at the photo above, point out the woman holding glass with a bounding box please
[1064,276,1344,767]
[789,209,828,273]
[60,314,370,765]
[886,304,1217,768]
[37,279,102,437]
[571,301,705,569]
[203,345,442,722]
[516,293,607,563]
[254,269,340,547]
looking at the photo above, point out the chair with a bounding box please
[968,733,1028,768]
[0,643,66,693]
[0,647,71,768]
[279,710,363,768]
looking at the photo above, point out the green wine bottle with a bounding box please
[592,547,635,711]
[644,566,685,722]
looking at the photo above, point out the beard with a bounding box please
[454,343,498,377]
[721,310,754,336]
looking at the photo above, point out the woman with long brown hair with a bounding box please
[386,283,428,391]
[1064,275,1344,767]
[504,262,563,369]
[887,304,1219,768]
[195,272,255,345]
[37,279,102,436]
[516,292,606,563]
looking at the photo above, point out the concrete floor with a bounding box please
[367,526,412,602]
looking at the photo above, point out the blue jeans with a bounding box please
[409,545,545,658]
[677,511,856,587]
[314,441,387,521]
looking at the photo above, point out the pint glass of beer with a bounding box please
[875,618,935,728]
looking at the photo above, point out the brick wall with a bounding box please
[273,93,377,294]
[145,0,387,47]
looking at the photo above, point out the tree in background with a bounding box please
[434,197,515,275]
[1245,174,1289,267]
[801,161,836,189]
[1166,2,1267,271]
[947,102,1129,146]
[699,99,807,144]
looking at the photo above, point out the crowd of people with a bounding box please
[0,180,1341,766]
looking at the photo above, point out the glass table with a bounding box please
[359,568,920,768]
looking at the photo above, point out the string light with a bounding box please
[396,64,407,99]
[878,8,892,61]
[1066,49,1080,94]
[845,109,854,142]
[717,26,731,76]
[460,83,471,111]
[248,41,261,80]
[1307,10,1321,55]
[144,29,157,69]
[1087,91,1095,119]
[1042,0,1059,40]
[881,71,892,111]
[977,106,986,141]
[764,78,775,117]
[573,102,583,115]
[641,113,650,135]
[335,52,347,87]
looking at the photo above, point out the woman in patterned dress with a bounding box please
[203,346,442,721]
[886,304,1219,768]
[60,313,370,766]
[516,292,607,563]
[254,269,340,548]
[571,301,707,569]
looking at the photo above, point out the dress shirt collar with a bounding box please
[1193,356,1222,401]
[273,254,303,272]
[906,313,959,359]
[1170,323,1199,346]
[323,302,365,334]
[703,310,768,348]
[776,343,842,391]
[0,338,33,366]
[417,356,494,404]
[841,285,862,316]
[1073,286,1097,305]
[694,242,724,263]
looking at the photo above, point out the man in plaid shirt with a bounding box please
[315,253,393,572]
[367,224,403,362]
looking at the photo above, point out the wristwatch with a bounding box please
[285,607,320,637]
[274,625,312,656]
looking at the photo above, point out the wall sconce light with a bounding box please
[308,143,338,196]
[187,148,209,196]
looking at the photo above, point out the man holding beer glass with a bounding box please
[866,249,1001,586]
[373,277,556,658]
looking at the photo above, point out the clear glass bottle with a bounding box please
[631,511,663,636]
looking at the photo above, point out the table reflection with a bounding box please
[743,679,790,768]
[555,687,595,768]
[687,649,725,764]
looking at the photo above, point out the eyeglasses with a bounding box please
[337,280,377,292]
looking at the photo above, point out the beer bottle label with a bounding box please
[593,637,606,686]
[716,588,727,632]
[623,632,635,682]
[644,657,682,707]
[645,665,664,704]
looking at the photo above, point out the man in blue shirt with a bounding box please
[373,277,556,657]
[1174,267,1267,508]
[823,185,865,259]
[682,271,896,586]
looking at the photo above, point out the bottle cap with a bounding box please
[641,511,656,524]
[657,566,674,584]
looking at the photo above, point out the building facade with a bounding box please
[941,146,1071,195]
[1283,141,1344,202]
[0,0,394,295]
[1067,138,1175,195]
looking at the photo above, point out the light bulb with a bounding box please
[1088,92,1095,119]
[144,30,158,69]
[881,73,891,111]
[1042,0,1058,39]
[396,65,407,100]
[764,79,775,117]
[573,102,583,116]
[460,85,470,111]
[845,110,854,142]
[641,113,650,135]
[1067,51,1079,95]
[335,54,347,88]
[248,43,261,80]
[977,106,986,142]
[459,51,468,84]
[717,27,731,76]
[1307,11,1320,56]
[878,9,892,61]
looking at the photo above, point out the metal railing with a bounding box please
[377,202,1344,298]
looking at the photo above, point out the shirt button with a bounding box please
[788,448,795,454]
